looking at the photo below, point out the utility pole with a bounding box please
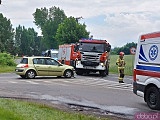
[0,0,1,4]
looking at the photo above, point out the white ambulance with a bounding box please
[133,31,160,110]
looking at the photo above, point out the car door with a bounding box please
[46,58,64,76]
[33,58,49,76]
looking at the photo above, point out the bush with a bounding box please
[0,53,16,66]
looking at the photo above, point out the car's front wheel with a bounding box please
[26,70,36,79]
[145,86,160,110]
[64,70,73,78]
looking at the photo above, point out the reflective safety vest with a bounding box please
[116,57,125,69]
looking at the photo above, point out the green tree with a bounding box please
[111,42,137,55]
[0,13,14,53]
[55,17,89,45]
[14,25,23,55]
[15,25,40,56]
[33,7,48,29]
[33,6,67,49]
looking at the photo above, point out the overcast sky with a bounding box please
[1,0,160,47]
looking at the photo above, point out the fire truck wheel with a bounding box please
[76,70,83,75]
[64,70,73,78]
[105,65,109,75]
[145,86,160,110]
[99,70,107,77]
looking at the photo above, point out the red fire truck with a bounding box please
[58,39,111,76]
[58,44,80,66]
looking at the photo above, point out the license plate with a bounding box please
[84,66,94,69]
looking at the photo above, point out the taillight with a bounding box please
[21,64,29,68]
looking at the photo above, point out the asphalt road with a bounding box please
[0,73,158,119]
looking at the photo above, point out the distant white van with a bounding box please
[133,31,160,110]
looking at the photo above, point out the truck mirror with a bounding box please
[106,45,111,52]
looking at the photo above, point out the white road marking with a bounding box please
[8,81,18,84]
[6,76,133,91]
[24,80,39,85]
[55,78,133,91]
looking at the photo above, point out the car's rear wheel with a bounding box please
[26,70,36,79]
[64,70,73,78]
[145,86,160,110]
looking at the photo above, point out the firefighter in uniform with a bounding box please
[116,52,126,83]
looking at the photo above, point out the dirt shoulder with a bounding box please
[21,98,132,120]
[0,95,132,120]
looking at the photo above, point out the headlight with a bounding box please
[100,63,104,66]
[76,61,81,64]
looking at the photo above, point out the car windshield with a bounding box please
[20,58,28,64]
[79,43,105,53]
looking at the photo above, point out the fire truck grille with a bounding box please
[82,55,99,66]
[82,55,99,61]
[81,61,99,66]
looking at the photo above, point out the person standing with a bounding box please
[47,50,51,57]
[116,52,126,83]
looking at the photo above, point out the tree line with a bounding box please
[111,42,137,55]
[0,6,136,56]
[0,6,89,56]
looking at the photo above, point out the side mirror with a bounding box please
[58,63,63,66]
[106,45,111,52]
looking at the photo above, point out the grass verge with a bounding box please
[0,65,16,73]
[0,98,108,120]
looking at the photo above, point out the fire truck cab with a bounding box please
[133,31,160,110]
[75,39,111,76]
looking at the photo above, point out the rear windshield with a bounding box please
[20,58,28,64]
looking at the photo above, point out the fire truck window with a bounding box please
[91,46,97,51]
[79,43,105,53]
